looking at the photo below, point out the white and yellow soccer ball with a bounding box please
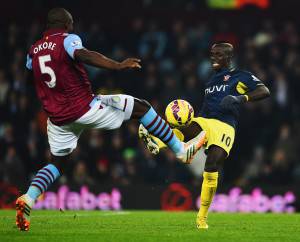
[165,99,194,128]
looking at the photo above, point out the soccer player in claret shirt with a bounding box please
[15,8,206,231]
[139,42,270,229]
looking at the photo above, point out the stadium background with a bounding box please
[0,0,299,211]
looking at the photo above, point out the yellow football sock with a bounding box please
[198,171,218,219]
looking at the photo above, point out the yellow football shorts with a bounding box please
[192,117,235,155]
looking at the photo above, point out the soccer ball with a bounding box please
[165,99,194,128]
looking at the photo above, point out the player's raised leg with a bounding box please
[132,99,206,163]
[196,146,226,229]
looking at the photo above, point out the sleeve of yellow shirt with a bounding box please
[151,128,185,149]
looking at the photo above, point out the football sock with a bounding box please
[151,128,185,149]
[198,171,218,219]
[140,107,184,154]
[26,164,60,201]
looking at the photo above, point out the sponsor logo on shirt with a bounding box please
[251,75,261,82]
[71,40,81,47]
[205,84,229,95]
[223,75,231,81]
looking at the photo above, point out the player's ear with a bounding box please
[65,21,73,32]
[225,52,233,65]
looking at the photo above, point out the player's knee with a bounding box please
[204,162,219,172]
[132,98,152,118]
[51,154,70,174]
[204,146,227,172]
[136,98,151,109]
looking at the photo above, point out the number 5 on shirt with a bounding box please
[38,55,56,88]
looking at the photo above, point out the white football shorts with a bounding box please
[47,94,134,156]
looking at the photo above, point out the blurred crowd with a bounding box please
[0,11,299,191]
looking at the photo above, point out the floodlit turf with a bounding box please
[1,210,300,242]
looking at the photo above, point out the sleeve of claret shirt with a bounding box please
[63,34,84,59]
[26,54,32,70]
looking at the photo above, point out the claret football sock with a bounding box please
[140,107,184,154]
[26,164,60,201]
[197,171,218,223]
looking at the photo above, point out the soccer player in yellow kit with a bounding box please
[139,42,270,229]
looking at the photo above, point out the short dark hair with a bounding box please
[212,42,234,57]
[47,8,72,28]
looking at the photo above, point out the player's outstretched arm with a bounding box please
[221,84,270,109]
[74,48,141,70]
[241,84,270,102]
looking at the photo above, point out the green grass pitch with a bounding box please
[1,210,300,242]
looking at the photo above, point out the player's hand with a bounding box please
[220,95,246,111]
[119,58,141,70]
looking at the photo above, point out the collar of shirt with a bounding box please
[43,28,67,38]
[214,67,235,77]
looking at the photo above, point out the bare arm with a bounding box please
[241,84,271,102]
[74,48,141,70]
[220,84,270,110]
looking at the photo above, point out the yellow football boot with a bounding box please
[196,216,209,230]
